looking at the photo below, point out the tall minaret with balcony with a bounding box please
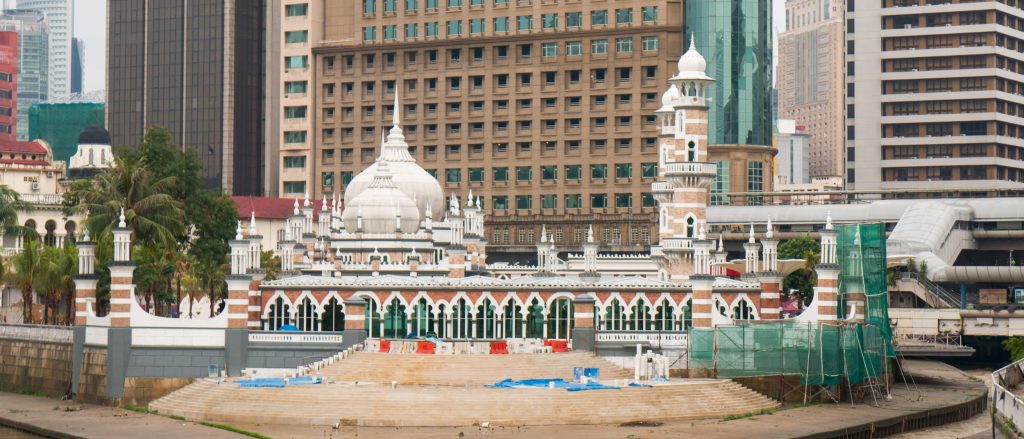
[650,37,718,281]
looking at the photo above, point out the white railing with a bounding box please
[660,238,694,250]
[0,323,73,343]
[994,357,1024,433]
[651,181,676,192]
[663,162,717,176]
[20,193,63,205]
[248,332,344,344]
[596,331,687,348]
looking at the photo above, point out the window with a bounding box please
[469,167,484,182]
[616,37,633,53]
[406,0,418,9]
[542,13,558,29]
[285,56,308,69]
[517,15,533,31]
[284,131,307,143]
[516,166,532,181]
[284,181,306,194]
[426,0,437,7]
[747,161,764,204]
[426,22,439,37]
[448,0,461,6]
[470,18,485,34]
[446,168,461,183]
[285,81,307,94]
[712,161,730,205]
[565,194,582,209]
[447,20,462,36]
[541,195,557,209]
[494,17,509,32]
[405,23,419,38]
[615,193,632,208]
[286,4,308,16]
[567,12,582,27]
[616,8,633,24]
[542,165,557,180]
[592,10,608,25]
[641,162,657,178]
[492,196,509,210]
[641,36,658,51]
[592,39,608,54]
[363,26,377,41]
[516,195,532,210]
[283,156,306,168]
[285,31,308,44]
[285,106,307,119]
[565,41,582,56]
[342,171,354,185]
[384,0,396,12]
[593,68,606,82]
[493,167,509,181]
[642,6,658,23]
[322,172,335,186]
[542,42,558,57]
[591,194,608,209]
[591,164,608,179]
[363,0,376,14]
[615,163,632,179]
[642,193,656,207]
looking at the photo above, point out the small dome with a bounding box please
[657,84,681,112]
[78,125,111,145]
[341,161,421,234]
[676,37,707,75]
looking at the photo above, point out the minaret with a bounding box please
[690,221,716,328]
[650,36,718,282]
[712,235,728,276]
[318,195,330,237]
[758,218,782,319]
[110,208,136,327]
[73,229,97,326]
[580,225,601,283]
[743,224,760,282]
[815,212,840,322]
[246,211,264,330]
[226,221,253,333]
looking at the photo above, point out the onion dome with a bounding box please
[78,125,111,145]
[343,93,445,219]
[672,35,715,83]
[656,84,681,113]
[341,160,421,234]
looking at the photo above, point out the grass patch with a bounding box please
[200,421,272,439]
[721,408,774,422]
[120,403,155,414]
[0,385,51,398]
[169,415,186,421]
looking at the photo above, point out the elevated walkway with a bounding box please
[149,350,779,427]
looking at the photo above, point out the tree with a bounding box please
[260,250,281,281]
[37,244,76,324]
[1005,337,1024,362]
[9,238,45,323]
[779,235,821,305]
[0,185,33,239]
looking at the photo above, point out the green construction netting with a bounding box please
[685,223,893,384]
[28,102,105,164]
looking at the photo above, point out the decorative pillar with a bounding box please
[815,214,840,322]
[742,223,760,282]
[109,209,135,327]
[758,219,782,320]
[691,224,716,328]
[247,213,264,329]
[580,225,601,283]
[73,231,97,326]
[571,295,596,351]
[370,249,382,275]
[447,247,466,278]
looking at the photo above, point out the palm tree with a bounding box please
[68,155,185,249]
[0,185,33,238]
[9,239,45,323]
[37,244,76,324]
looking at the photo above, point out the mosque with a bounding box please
[236,40,841,344]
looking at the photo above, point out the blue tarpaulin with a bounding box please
[237,376,323,388]
[486,378,620,392]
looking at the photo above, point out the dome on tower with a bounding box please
[78,126,111,145]
[343,94,445,219]
[672,35,715,83]
[657,84,681,113]
[341,160,421,234]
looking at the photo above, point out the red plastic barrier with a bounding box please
[544,340,570,353]
[379,339,391,353]
[416,341,435,354]
[489,341,508,355]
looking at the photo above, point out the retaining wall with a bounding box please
[0,338,72,397]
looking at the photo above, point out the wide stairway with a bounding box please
[318,351,634,385]
[150,352,780,427]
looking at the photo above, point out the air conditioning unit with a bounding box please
[45,172,53,178]
[30,182,39,191]
[904,24,912,29]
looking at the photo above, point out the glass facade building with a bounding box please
[684,0,773,146]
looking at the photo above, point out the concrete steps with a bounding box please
[149,351,779,426]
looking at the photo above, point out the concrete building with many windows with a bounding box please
[17,0,72,99]
[106,0,267,195]
[777,0,845,179]
[310,0,684,260]
[846,0,1024,193]
[0,9,47,142]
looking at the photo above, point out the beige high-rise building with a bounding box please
[847,0,1024,193]
[310,0,683,259]
[777,0,845,179]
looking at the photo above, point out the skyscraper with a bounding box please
[777,0,844,179]
[0,31,16,142]
[70,37,81,94]
[17,0,72,99]
[0,9,47,141]
[106,0,266,195]
[684,0,773,147]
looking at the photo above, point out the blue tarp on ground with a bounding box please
[486,378,621,392]
[237,376,323,388]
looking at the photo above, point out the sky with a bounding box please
[50,0,787,94]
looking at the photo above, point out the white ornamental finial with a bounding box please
[321,195,328,211]
[303,192,310,207]
[293,198,300,215]
[467,189,474,207]
[698,220,706,240]
[717,235,724,252]
[392,91,401,127]
[236,221,243,240]
[587,225,595,243]
[766,217,774,239]
[249,210,257,235]
[748,223,755,243]
[540,225,547,243]
[82,228,90,242]
[689,33,697,51]
[118,207,126,228]
[476,196,481,209]
[826,209,834,230]
[425,202,433,219]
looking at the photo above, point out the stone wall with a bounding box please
[122,377,194,406]
[127,348,226,378]
[76,347,110,404]
[0,338,72,397]
[246,346,339,369]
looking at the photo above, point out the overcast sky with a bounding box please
[58,0,786,93]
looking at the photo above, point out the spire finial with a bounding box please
[293,198,300,215]
[689,33,697,51]
[748,222,755,243]
[321,194,328,211]
[540,225,547,243]
[717,234,724,252]
[236,220,243,240]
[249,210,257,235]
[826,209,834,230]
[118,207,126,228]
[766,216,774,239]
[698,220,706,240]
[392,90,401,126]
[587,225,595,243]
[303,192,310,207]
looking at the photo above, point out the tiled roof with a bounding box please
[230,196,337,220]
[0,140,47,155]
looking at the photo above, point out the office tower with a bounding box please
[0,9,47,141]
[70,37,81,94]
[18,0,72,99]
[310,0,682,259]
[775,119,810,185]
[106,0,266,195]
[684,0,773,147]
[777,0,844,179]
[847,0,1024,193]
[0,31,15,142]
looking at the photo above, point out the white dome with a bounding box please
[657,84,681,113]
[342,161,421,234]
[677,37,707,75]
[343,97,444,219]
